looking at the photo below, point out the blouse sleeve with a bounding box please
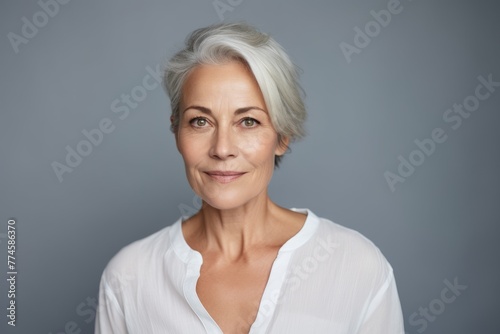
[94,273,128,334]
[357,269,405,334]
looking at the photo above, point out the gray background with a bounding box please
[1,0,499,333]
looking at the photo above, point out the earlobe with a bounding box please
[171,116,181,151]
[174,132,181,152]
[275,136,290,156]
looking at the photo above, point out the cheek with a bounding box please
[177,135,204,169]
[241,132,278,166]
[177,139,205,193]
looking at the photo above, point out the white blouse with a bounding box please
[95,209,405,333]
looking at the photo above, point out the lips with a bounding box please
[204,171,246,184]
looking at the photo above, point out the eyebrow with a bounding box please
[182,105,267,115]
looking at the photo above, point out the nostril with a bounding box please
[209,130,238,159]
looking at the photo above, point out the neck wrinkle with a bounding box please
[193,194,280,260]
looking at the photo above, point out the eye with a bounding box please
[241,117,259,128]
[190,117,208,128]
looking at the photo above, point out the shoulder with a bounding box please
[311,211,394,281]
[100,219,180,285]
[318,216,383,254]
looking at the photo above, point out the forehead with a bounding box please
[181,62,266,107]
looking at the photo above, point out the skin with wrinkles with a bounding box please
[175,61,306,334]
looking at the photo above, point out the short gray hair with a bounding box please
[162,22,306,167]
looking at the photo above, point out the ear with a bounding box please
[171,116,181,151]
[275,135,290,156]
[174,133,180,151]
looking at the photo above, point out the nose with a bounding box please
[209,126,238,160]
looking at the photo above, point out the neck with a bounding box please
[185,191,285,261]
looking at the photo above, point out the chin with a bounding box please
[202,195,247,211]
[204,201,240,211]
[197,188,259,211]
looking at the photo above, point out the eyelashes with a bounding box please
[189,117,208,127]
[240,117,260,127]
[188,116,261,128]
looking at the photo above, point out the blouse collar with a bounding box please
[170,208,320,263]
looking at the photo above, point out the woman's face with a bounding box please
[176,61,287,210]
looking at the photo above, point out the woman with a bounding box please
[95,22,405,333]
